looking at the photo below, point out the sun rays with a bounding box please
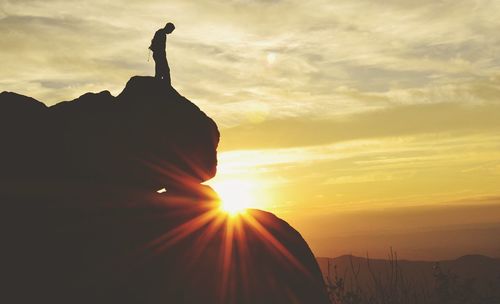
[140,155,308,300]
[139,187,310,301]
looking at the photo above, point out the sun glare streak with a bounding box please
[242,214,311,277]
[140,154,308,300]
[147,208,220,254]
[137,189,310,302]
[219,217,235,301]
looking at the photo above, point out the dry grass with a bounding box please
[324,249,500,304]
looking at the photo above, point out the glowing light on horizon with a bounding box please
[211,180,255,216]
[204,151,277,215]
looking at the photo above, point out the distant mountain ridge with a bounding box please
[319,253,500,264]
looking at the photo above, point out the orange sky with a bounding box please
[1,0,499,260]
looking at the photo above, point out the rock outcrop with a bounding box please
[0,76,219,190]
[0,77,329,304]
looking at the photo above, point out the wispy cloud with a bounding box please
[2,0,500,112]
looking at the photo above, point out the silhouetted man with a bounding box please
[150,22,175,84]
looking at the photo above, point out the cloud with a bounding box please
[302,197,500,259]
[220,101,500,150]
[2,0,500,112]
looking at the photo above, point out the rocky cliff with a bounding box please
[0,77,329,304]
[0,76,219,191]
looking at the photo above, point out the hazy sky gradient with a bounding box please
[1,0,499,259]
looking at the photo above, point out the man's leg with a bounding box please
[154,54,170,83]
[153,55,161,79]
[163,60,171,85]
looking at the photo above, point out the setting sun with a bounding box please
[211,180,255,216]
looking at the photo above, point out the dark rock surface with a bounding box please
[0,77,329,304]
[0,76,219,190]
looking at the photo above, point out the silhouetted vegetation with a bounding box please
[324,249,500,304]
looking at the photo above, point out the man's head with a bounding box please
[164,22,175,34]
